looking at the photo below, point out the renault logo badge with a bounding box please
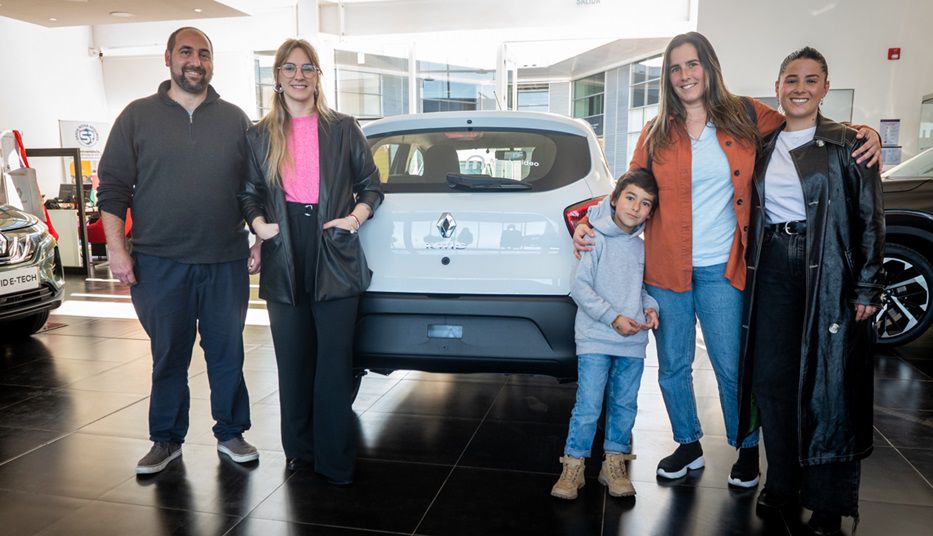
[436,212,456,238]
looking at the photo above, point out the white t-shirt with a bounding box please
[763,127,815,224]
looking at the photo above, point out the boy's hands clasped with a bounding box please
[611,308,659,337]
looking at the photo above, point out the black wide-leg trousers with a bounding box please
[752,229,860,517]
[267,202,358,481]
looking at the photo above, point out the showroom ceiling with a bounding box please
[0,0,249,27]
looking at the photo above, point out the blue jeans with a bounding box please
[564,354,645,458]
[646,263,757,448]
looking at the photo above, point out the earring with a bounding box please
[273,83,283,94]
[777,104,784,115]
[820,98,824,106]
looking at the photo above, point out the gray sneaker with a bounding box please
[217,436,259,463]
[136,441,182,474]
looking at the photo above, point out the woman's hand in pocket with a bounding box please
[323,216,359,233]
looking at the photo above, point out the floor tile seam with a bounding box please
[871,426,895,447]
[887,443,933,490]
[0,484,94,504]
[80,493,246,521]
[352,378,408,417]
[355,409,490,422]
[241,510,410,535]
[447,462,737,489]
[599,486,607,535]
[409,381,507,535]
[857,497,933,509]
[901,365,933,381]
[232,472,295,525]
[0,430,72,467]
[873,404,933,411]
[355,456,455,470]
[0,393,46,411]
[69,395,151,434]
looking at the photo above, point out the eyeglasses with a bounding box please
[278,63,321,78]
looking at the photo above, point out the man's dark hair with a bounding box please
[779,46,828,78]
[166,26,213,55]
[611,168,659,215]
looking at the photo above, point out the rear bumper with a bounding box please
[354,292,578,379]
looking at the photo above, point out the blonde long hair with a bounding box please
[258,38,336,188]
[645,32,758,157]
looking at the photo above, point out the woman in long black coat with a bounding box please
[736,47,884,535]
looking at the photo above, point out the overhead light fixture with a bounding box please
[49,17,57,22]
[194,8,203,13]
[109,11,133,18]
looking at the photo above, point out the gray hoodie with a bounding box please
[571,196,659,358]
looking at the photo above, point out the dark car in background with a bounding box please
[0,205,65,336]
[879,147,933,346]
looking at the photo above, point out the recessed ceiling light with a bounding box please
[193,8,203,13]
[49,17,57,21]
[109,11,133,18]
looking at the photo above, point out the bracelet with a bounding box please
[348,213,361,229]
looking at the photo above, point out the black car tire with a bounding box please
[2,310,51,338]
[876,243,933,347]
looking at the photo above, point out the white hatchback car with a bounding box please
[354,111,613,381]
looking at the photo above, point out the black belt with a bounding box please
[764,220,807,235]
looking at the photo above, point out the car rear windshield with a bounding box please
[367,128,591,192]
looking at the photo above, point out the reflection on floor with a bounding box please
[0,275,931,535]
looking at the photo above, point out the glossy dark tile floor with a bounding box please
[1,274,932,535]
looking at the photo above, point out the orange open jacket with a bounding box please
[628,99,784,292]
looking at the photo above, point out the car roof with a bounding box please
[362,111,595,138]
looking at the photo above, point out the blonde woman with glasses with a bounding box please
[238,39,383,485]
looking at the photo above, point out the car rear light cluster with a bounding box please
[563,196,605,235]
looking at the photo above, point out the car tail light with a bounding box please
[563,196,605,235]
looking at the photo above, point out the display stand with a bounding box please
[25,148,92,276]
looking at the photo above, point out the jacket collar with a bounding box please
[812,114,848,147]
[768,113,848,148]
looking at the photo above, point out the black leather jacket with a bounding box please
[737,115,885,465]
[238,112,383,304]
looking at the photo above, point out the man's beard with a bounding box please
[173,66,211,94]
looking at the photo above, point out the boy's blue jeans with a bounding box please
[646,262,758,448]
[564,353,645,458]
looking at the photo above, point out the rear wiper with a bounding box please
[446,173,532,191]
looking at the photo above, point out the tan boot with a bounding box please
[599,453,636,497]
[550,456,586,500]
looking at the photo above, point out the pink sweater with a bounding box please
[281,114,320,204]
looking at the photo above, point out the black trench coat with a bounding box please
[238,112,383,305]
[736,115,885,466]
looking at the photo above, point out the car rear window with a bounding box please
[368,128,591,192]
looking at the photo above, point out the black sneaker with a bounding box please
[727,446,760,488]
[656,441,704,479]
[808,510,842,536]
[136,441,182,475]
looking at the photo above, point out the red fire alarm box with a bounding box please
[888,48,901,60]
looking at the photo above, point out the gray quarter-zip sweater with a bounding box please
[572,196,659,358]
[97,81,251,264]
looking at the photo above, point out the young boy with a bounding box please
[551,168,659,500]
